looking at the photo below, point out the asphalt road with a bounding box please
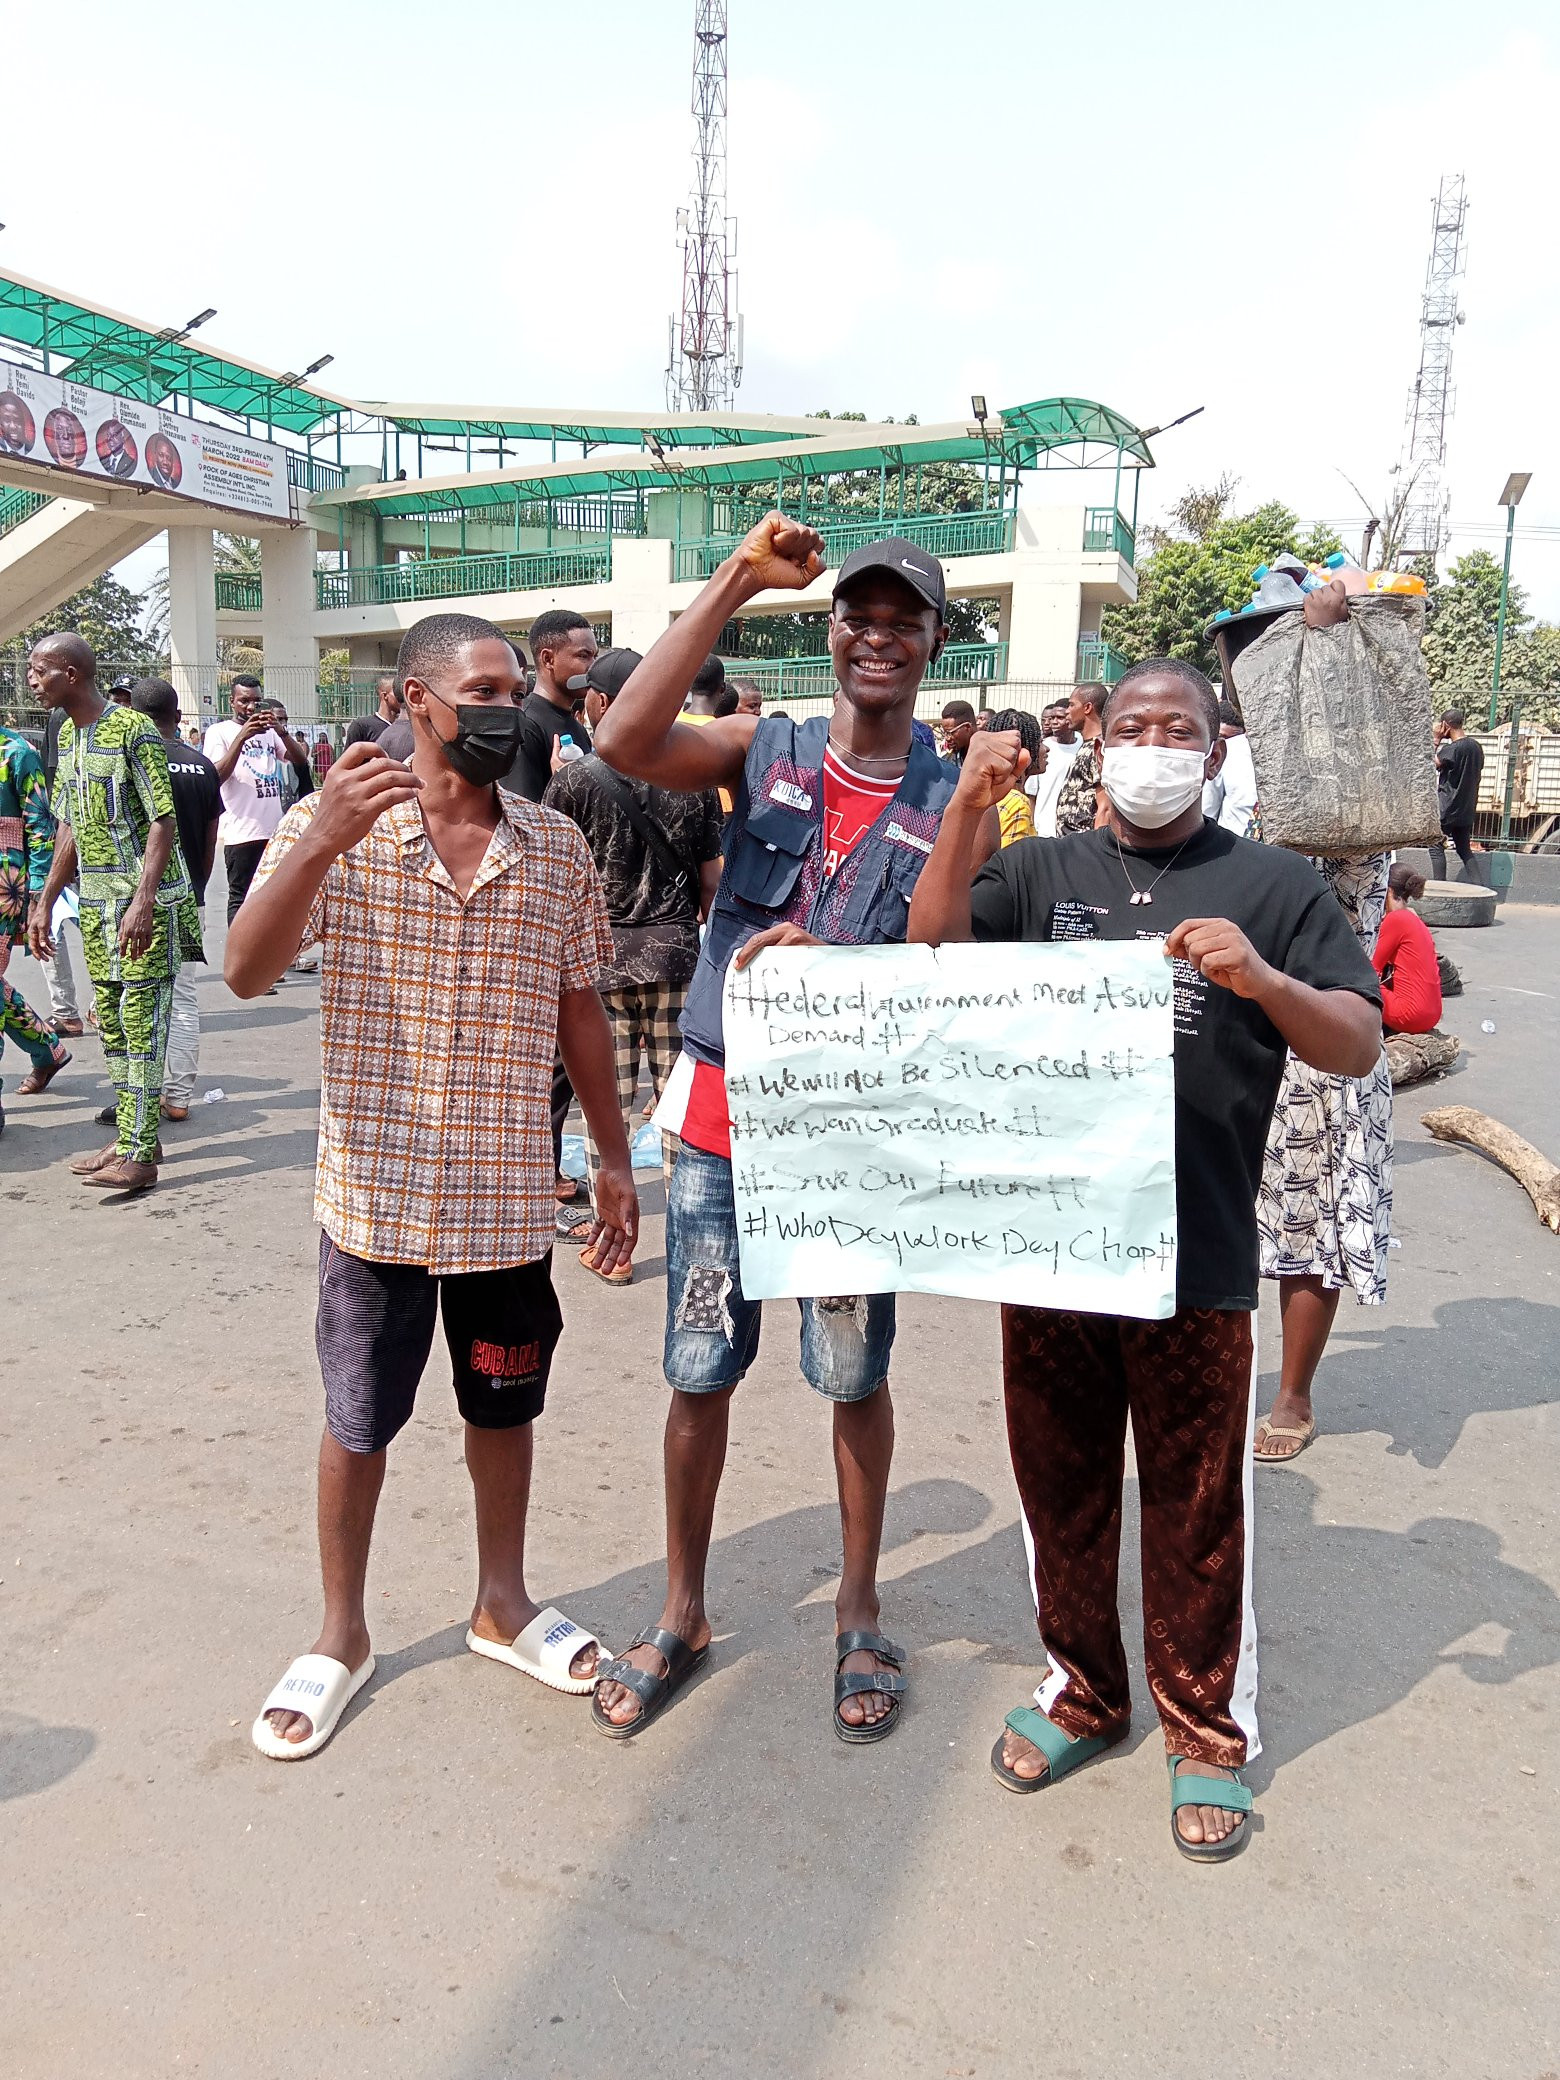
[2,898,1556,2079]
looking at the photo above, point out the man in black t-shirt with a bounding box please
[343,673,403,747]
[506,609,598,802]
[132,679,224,1118]
[909,657,1381,1861]
[544,648,723,1283]
[1431,708,1484,880]
[499,610,601,1199]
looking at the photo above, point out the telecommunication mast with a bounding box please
[1396,173,1469,566]
[666,1,744,413]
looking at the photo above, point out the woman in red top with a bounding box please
[1372,865,1442,1034]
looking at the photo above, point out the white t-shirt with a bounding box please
[1203,732,1259,836]
[203,720,290,845]
[1028,734,1085,838]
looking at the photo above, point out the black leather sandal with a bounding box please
[591,1625,709,1741]
[833,1630,906,1745]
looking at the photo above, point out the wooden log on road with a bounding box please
[1420,1105,1560,1234]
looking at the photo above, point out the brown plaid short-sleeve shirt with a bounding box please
[255,787,612,1273]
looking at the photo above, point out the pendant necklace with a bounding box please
[1113,831,1193,907]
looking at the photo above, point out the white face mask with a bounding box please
[1100,744,1209,830]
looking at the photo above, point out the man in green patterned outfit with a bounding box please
[28,634,202,1193]
[0,723,72,1134]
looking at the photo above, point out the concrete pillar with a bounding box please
[1004,506,1087,687]
[260,526,319,715]
[348,638,392,674]
[166,526,217,725]
[606,536,677,652]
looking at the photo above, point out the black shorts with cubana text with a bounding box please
[316,1235,563,1454]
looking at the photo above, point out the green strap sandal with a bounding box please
[1167,1754,1253,1862]
[990,1705,1115,1795]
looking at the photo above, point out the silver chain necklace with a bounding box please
[826,736,909,769]
[1113,830,1194,907]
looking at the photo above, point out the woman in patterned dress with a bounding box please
[1209,574,1393,1461]
[0,726,72,1125]
[1252,852,1393,1458]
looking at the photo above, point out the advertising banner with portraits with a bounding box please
[0,353,291,521]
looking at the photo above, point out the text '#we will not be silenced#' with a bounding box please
[722,941,1179,1320]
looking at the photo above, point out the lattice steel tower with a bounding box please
[1396,173,1469,565]
[666,0,743,413]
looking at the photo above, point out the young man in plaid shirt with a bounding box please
[229,612,638,1761]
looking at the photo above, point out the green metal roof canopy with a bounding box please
[325,399,1155,518]
[0,270,342,434]
[374,404,845,448]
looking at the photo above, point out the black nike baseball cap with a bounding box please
[832,536,948,620]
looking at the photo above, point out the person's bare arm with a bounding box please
[28,823,77,960]
[200,814,220,891]
[907,731,1028,944]
[225,744,422,996]
[118,816,175,960]
[1163,918,1381,1076]
[556,987,639,1275]
[698,857,721,920]
[593,512,824,791]
[207,716,268,783]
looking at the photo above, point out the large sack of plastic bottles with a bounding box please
[1218,554,1442,854]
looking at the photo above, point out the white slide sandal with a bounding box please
[465,1608,607,1695]
[251,1652,376,1761]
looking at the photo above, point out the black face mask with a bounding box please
[427,691,522,786]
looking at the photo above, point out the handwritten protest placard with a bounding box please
[722,941,1177,1319]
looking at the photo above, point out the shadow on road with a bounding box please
[0,1712,96,1803]
[1264,1294,1560,1469]
[425,1429,1559,2069]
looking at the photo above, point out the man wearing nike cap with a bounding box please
[590,514,969,1746]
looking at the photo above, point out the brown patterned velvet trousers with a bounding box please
[1002,1304,1259,1767]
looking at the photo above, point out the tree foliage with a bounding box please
[1102,481,1341,679]
[0,574,161,674]
[1422,549,1560,727]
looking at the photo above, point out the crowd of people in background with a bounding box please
[0,511,1470,1866]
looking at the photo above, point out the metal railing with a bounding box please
[317,544,612,610]
[0,486,51,538]
[727,641,1009,702]
[1076,637,1129,685]
[215,573,263,612]
[288,452,348,494]
[1083,507,1135,562]
[675,509,1016,583]
[420,495,647,537]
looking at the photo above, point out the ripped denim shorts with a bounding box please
[663,1146,895,1402]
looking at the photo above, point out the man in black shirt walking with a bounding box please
[344,673,403,747]
[545,648,723,1284]
[909,657,1382,1862]
[1431,709,1484,880]
[132,679,223,1120]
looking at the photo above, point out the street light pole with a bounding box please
[1487,471,1531,730]
[1488,472,1532,840]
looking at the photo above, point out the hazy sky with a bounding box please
[5,1,1557,611]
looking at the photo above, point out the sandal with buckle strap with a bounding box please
[591,1625,708,1741]
[833,1630,906,1745]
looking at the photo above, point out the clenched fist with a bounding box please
[733,512,827,595]
[953,729,1030,813]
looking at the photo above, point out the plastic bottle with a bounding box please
[556,734,585,764]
